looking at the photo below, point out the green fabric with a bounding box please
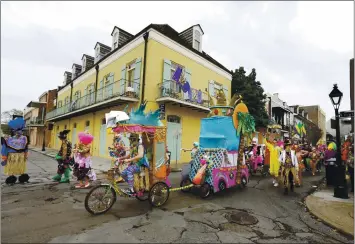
[52,174,62,181]
[59,168,70,183]
[55,154,62,160]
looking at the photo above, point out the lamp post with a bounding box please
[329,84,348,199]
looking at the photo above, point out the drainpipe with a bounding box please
[94,65,99,103]
[141,32,149,103]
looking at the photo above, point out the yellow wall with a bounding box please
[49,35,232,165]
[144,39,231,103]
[72,73,96,97]
[57,89,71,106]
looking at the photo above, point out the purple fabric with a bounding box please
[6,136,27,150]
[121,164,140,188]
[172,67,183,82]
[324,150,336,160]
[197,90,202,104]
[188,89,192,100]
[182,82,190,93]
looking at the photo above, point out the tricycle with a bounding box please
[84,103,173,215]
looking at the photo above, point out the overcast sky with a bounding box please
[1,1,353,120]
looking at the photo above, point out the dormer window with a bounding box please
[95,46,100,59]
[113,32,119,49]
[194,30,201,51]
[82,57,86,72]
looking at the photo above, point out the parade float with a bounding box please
[180,91,255,198]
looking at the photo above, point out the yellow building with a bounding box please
[46,24,232,164]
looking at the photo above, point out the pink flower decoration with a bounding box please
[78,132,94,145]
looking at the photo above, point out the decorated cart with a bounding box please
[180,93,256,197]
[85,102,171,215]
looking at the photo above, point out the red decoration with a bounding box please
[214,109,219,115]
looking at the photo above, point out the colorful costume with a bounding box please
[250,143,263,172]
[295,146,307,186]
[324,142,337,186]
[109,133,128,182]
[309,148,318,176]
[73,132,96,188]
[279,139,298,194]
[346,143,354,192]
[52,130,72,183]
[1,117,30,185]
[264,140,280,178]
[121,134,149,193]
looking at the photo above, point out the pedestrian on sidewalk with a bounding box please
[72,132,96,189]
[52,130,72,183]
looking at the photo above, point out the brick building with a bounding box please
[300,105,326,141]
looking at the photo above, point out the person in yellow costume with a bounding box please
[264,134,281,187]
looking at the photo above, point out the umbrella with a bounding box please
[105,111,130,128]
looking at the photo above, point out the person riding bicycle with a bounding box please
[121,133,149,194]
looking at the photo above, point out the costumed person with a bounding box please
[52,130,72,183]
[294,143,309,187]
[346,142,354,193]
[249,138,263,173]
[121,133,149,194]
[308,147,319,176]
[1,117,30,185]
[72,132,96,188]
[324,142,337,186]
[109,133,129,183]
[264,135,280,187]
[183,142,200,160]
[316,143,326,173]
[279,139,298,194]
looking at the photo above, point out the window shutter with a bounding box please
[133,57,142,94]
[120,65,126,95]
[84,87,87,106]
[223,85,228,100]
[162,59,171,96]
[208,80,215,97]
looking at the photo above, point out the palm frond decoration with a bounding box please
[236,112,256,139]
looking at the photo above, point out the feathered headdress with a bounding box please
[78,132,94,145]
[8,117,25,131]
[58,130,70,139]
[327,142,337,151]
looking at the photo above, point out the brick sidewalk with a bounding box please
[305,186,354,237]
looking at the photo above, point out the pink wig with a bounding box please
[78,132,94,145]
[276,141,284,148]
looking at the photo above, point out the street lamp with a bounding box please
[329,84,348,199]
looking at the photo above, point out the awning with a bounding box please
[26,101,46,108]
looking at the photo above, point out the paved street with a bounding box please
[1,151,354,243]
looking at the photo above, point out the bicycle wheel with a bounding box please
[148,182,170,207]
[85,185,116,215]
[180,178,192,193]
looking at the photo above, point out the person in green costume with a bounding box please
[52,130,72,183]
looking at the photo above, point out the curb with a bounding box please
[303,178,354,238]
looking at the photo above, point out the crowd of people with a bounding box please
[245,134,354,194]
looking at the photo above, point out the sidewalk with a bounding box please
[305,186,354,237]
[28,146,185,173]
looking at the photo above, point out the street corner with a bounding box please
[305,187,354,237]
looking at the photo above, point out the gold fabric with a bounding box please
[4,153,27,175]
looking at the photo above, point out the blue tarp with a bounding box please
[199,116,240,151]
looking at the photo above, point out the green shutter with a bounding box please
[162,59,171,96]
[133,57,142,94]
[120,65,126,95]
[209,80,215,97]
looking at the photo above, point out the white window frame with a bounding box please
[114,32,119,49]
[193,29,202,52]
[82,57,86,72]
[127,66,135,87]
[95,46,100,59]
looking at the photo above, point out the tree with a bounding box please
[231,67,269,128]
[1,109,23,123]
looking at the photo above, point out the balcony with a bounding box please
[26,117,45,127]
[156,80,210,112]
[46,79,140,121]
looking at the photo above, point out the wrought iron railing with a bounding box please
[157,80,210,108]
[26,117,45,126]
[46,79,140,120]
